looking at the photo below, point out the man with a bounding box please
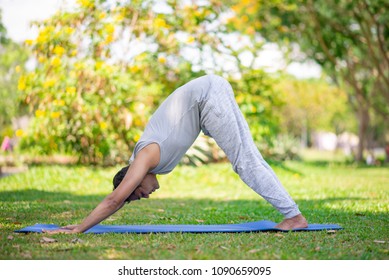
[45,75,307,234]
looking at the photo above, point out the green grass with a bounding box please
[0,158,388,260]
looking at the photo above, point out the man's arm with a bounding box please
[44,143,160,234]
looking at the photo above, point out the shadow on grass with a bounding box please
[266,159,304,175]
[0,189,104,202]
[0,189,368,203]
[297,158,389,169]
[1,189,385,230]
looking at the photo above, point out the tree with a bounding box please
[275,75,357,146]
[0,9,29,138]
[0,9,7,44]
[242,0,389,161]
[19,0,283,164]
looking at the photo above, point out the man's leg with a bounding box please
[200,75,307,229]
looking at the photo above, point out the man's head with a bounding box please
[112,165,160,203]
[112,165,130,190]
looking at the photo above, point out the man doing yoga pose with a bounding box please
[45,75,308,234]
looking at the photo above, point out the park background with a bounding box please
[0,0,388,260]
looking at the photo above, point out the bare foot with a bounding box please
[275,214,308,230]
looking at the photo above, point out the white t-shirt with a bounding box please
[129,75,213,174]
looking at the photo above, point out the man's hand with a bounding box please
[42,143,160,234]
[42,225,80,234]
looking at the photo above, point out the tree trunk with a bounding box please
[301,118,308,148]
[356,107,370,162]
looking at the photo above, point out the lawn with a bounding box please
[0,157,388,259]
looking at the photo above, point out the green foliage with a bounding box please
[182,135,226,166]
[231,69,283,145]
[248,0,389,160]
[275,76,357,137]
[0,9,8,44]
[0,10,29,138]
[259,134,301,161]
[18,0,283,164]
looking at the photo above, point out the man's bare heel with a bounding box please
[275,214,308,230]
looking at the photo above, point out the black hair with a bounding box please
[112,165,130,190]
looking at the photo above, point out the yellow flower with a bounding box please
[231,5,240,13]
[115,13,125,21]
[43,78,56,88]
[53,45,65,56]
[78,0,93,8]
[129,65,140,73]
[35,109,45,117]
[99,122,107,130]
[66,86,76,94]
[51,57,62,67]
[154,18,167,29]
[105,23,115,34]
[158,56,167,64]
[95,61,104,70]
[50,112,61,118]
[246,26,255,35]
[15,65,22,73]
[186,36,195,44]
[133,134,140,142]
[53,99,65,106]
[134,118,143,126]
[104,34,114,44]
[98,12,106,20]
[36,26,54,44]
[236,94,244,103]
[18,76,26,91]
[38,56,46,63]
[104,64,113,73]
[64,27,75,35]
[74,61,85,70]
[135,53,147,61]
[15,129,24,137]
[25,39,34,46]
[37,33,48,44]
[247,5,258,15]
[227,16,238,25]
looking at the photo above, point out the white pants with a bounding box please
[199,75,301,218]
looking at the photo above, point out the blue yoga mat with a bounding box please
[15,221,342,234]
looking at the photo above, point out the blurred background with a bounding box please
[0,0,388,171]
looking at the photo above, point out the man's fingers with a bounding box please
[128,193,139,201]
[62,225,77,230]
[134,189,142,198]
[43,228,73,234]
